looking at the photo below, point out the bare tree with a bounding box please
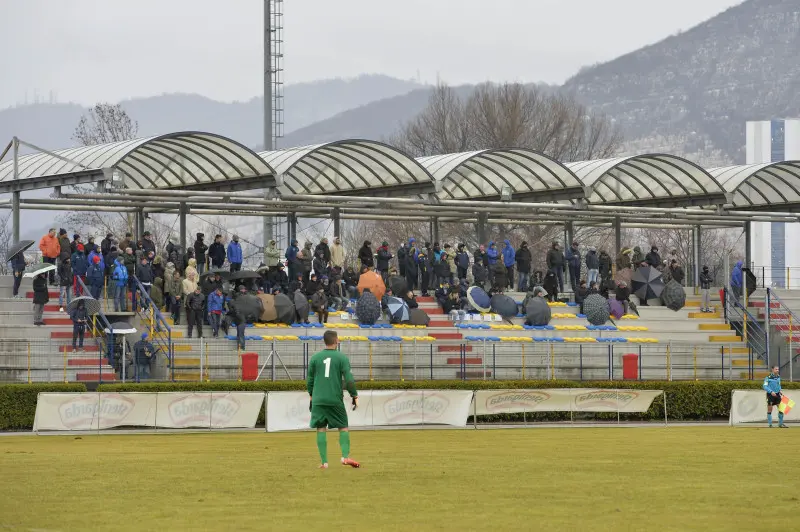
[72,103,139,146]
[57,104,140,240]
[391,82,622,161]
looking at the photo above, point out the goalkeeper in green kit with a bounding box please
[307,330,360,469]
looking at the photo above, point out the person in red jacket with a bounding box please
[39,228,60,285]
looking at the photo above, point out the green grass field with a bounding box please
[0,427,797,531]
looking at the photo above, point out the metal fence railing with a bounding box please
[724,287,768,364]
[131,275,174,381]
[0,337,766,384]
[750,266,800,289]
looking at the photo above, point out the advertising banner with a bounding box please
[33,392,264,431]
[730,390,799,424]
[473,389,663,416]
[266,390,474,432]
[33,393,158,431]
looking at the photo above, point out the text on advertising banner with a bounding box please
[33,393,158,431]
[730,390,799,425]
[266,390,474,432]
[473,389,664,416]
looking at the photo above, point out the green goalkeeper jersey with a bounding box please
[307,348,358,406]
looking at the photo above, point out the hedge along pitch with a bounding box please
[0,383,87,430]
[5,381,800,430]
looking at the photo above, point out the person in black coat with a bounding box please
[515,241,532,292]
[193,233,208,274]
[358,241,374,269]
[645,246,661,268]
[616,281,631,315]
[397,243,407,278]
[314,238,331,264]
[542,271,559,303]
[208,234,226,269]
[376,241,393,284]
[32,273,49,325]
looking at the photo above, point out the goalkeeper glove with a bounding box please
[352,396,359,411]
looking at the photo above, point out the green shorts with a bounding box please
[310,403,349,429]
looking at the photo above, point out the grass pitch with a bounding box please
[0,427,797,531]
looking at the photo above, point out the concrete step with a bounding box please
[741,370,770,379]
[698,323,733,331]
[75,372,117,381]
[438,345,472,352]
[457,371,492,379]
[447,357,483,364]
[709,335,743,343]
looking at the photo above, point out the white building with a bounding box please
[745,119,800,288]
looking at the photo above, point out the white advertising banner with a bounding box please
[266,390,474,432]
[33,393,158,431]
[473,389,663,416]
[730,390,799,425]
[33,392,264,431]
[154,392,264,429]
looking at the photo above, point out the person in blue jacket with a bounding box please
[285,239,299,282]
[730,260,743,300]
[87,245,105,273]
[112,257,129,312]
[227,235,243,273]
[71,244,88,296]
[502,240,516,290]
[207,287,225,338]
[87,255,105,299]
[763,366,788,428]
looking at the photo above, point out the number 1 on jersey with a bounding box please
[323,357,331,378]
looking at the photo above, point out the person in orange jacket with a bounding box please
[39,227,60,285]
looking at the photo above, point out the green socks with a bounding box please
[339,431,351,459]
[316,431,328,464]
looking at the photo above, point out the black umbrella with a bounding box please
[67,296,102,316]
[200,269,230,281]
[6,240,34,261]
[631,265,665,301]
[293,290,310,321]
[355,291,382,325]
[525,297,552,326]
[408,308,430,326]
[491,294,519,318]
[389,276,408,297]
[583,294,610,325]
[273,293,295,325]
[231,294,263,324]
[228,270,261,281]
[661,280,686,311]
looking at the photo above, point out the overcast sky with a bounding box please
[0,0,743,109]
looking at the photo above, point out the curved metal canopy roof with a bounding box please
[259,139,435,197]
[417,148,586,202]
[567,154,728,207]
[0,131,273,192]
[710,162,800,211]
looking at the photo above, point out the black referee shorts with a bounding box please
[767,392,782,406]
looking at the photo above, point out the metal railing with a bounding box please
[75,275,115,383]
[765,289,800,380]
[0,337,759,384]
[724,288,768,365]
[749,266,800,289]
[131,276,174,381]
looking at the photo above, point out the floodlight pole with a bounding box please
[263,0,275,252]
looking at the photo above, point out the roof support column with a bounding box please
[179,202,187,251]
[431,217,440,245]
[614,217,622,257]
[692,225,701,290]
[332,208,341,238]
[136,209,146,242]
[263,189,275,251]
[477,213,488,246]
[11,137,19,244]
[287,213,297,244]
[565,221,575,247]
[745,221,752,270]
